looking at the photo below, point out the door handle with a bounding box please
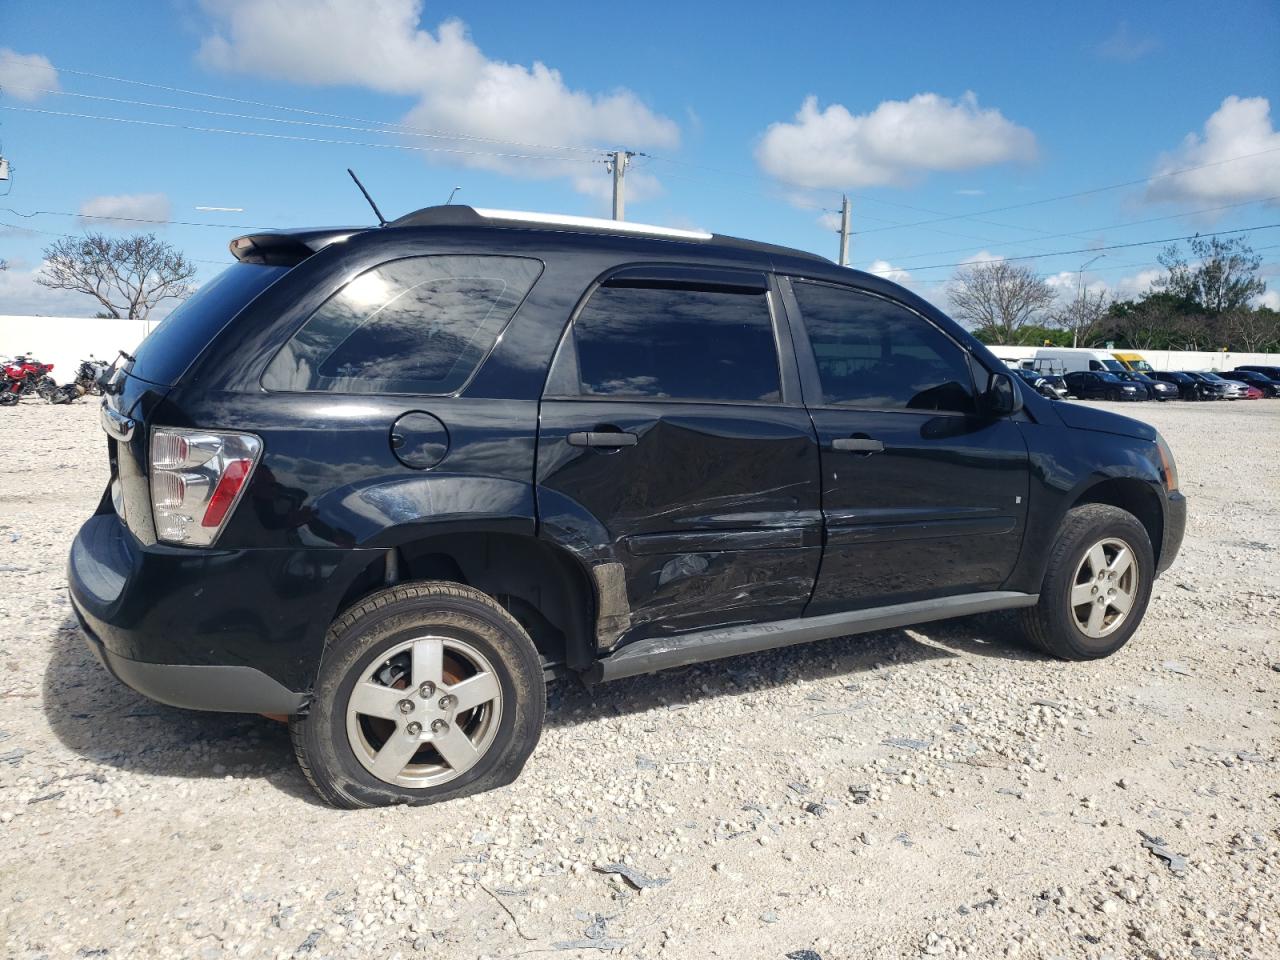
[568,431,638,448]
[832,437,884,454]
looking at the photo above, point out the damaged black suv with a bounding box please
[69,206,1186,808]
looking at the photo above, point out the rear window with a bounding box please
[262,255,541,395]
[130,263,287,385]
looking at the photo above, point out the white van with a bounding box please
[1033,348,1128,375]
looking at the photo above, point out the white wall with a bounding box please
[0,315,152,383]
[986,344,1280,372]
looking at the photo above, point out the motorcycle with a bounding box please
[74,355,109,397]
[0,354,80,405]
[2,354,58,400]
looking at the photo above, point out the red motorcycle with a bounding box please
[1,354,73,405]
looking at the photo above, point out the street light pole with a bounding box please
[1073,254,1106,347]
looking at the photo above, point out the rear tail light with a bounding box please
[150,427,262,545]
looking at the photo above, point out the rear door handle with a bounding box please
[568,431,638,448]
[832,437,884,453]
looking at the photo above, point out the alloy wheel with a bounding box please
[344,635,503,788]
[1069,537,1139,639]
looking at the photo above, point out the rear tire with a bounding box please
[291,581,545,808]
[1018,504,1154,661]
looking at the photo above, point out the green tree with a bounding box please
[1155,235,1265,315]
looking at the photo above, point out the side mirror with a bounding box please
[984,371,1023,416]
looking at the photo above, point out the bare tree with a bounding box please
[1222,307,1280,352]
[1051,287,1111,347]
[36,232,196,320]
[948,261,1055,345]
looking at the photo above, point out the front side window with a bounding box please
[263,255,541,394]
[568,281,781,402]
[791,281,976,413]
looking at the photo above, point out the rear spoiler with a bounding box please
[228,228,364,266]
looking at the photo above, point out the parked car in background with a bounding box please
[1241,384,1264,400]
[1152,371,1208,401]
[1039,373,1070,400]
[66,205,1186,808]
[1182,372,1232,400]
[1115,371,1177,401]
[1189,371,1246,399]
[1236,365,1280,380]
[1064,370,1143,401]
[1221,369,1280,398]
[1011,366,1068,399]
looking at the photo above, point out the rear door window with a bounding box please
[561,277,781,403]
[263,255,542,395]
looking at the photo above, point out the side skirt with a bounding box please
[588,591,1039,683]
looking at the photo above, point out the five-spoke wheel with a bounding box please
[345,635,503,787]
[1069,537,1138,639]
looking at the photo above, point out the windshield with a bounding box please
[1100,359,1126,372]
[1130,360,1154,372]
[130,263,289,385]
[1199,371,1225,381]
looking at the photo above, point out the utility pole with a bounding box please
[1073,254,1106,347]
[837,194,851,267]
[609,150,632,221]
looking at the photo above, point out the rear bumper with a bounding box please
[67,509,382,712]
[76,608,305,714]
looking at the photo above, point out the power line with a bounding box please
[883,196,1280,264]
[4,205,259,230]
[0,220,232,264]
[849,147,1280,236]
[0,81,610,157]
[0,53,609,157]
[0,104,609,164]
[895,224,1280,274]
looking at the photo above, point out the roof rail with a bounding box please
[384,204,830,263]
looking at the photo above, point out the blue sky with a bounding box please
[2,0,1278,316]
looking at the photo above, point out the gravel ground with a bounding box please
[0,398,1277,960]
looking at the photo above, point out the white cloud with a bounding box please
[954,188,985,196]
[1257,288,1280,310]
[756,92,1036,189]
[0,259,97,316]
[78,193,172,228]
[865,259,913,286]
[1096,22,1159,62]
[196,1,678,197]
[0,49,59,102]
[1146,96,1280,207]
[959,250,1005,267]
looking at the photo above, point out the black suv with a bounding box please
[69,206,1186,808]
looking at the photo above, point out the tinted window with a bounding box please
[570,282,780,402]
[131,263,287,385]
[263,255,541,394]
[792,281,976,413]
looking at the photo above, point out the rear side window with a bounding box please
[791,281,976,413]
[263,255,541,395]
[567,281,780,402]
[130,263,288,385]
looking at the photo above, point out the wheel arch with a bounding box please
[330,525,598,675]
[1068,476,1165,569]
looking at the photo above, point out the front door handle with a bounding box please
[832,437,884,454]
[568,431,638,448]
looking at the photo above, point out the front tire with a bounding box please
[1018,504,1154,660]
[291,581,545,808]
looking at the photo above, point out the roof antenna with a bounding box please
[446,186,461,204]
[347,168,387,226]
